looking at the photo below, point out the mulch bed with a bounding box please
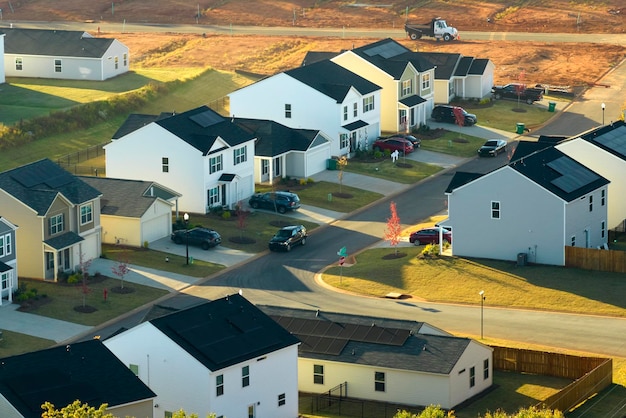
[17,297,51,312]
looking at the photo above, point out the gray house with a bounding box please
[2,28,129,80]
[0,216,18,306]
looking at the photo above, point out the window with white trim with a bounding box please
[353,102,358,117]
[571,235,576,246]
[80,203,93,225]
[601,221,606,239]
[129,364,139,376]
[123,53,128,66]
[209,154,222,174]
[363,96,374,112]
[374,371,385,392]
[234,146,247,165]
[285,104,292,118]
[49,214,64,235]
[208,187,220,207]
[483,359,489,379]
[54,59,62,73]
[114,56,119,69]
[422,73,430,90]
[278,393,286,406]
[313,364,324,384]
[162,157,169,173]
[262,159,269,175]
[15,58,23,71]
[469,366,476,388]
[242,365,250,387]
[1,271,11,291]
[491,201,500,219]
[401,79,413,96]
[343,105,348,121]
[0,234,11,257]
[340,133,349,149]
[216,374,224,396]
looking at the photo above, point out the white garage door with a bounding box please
[306,145,331,177]
[142,215,170,243]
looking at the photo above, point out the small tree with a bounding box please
[111,256,130,290]
[383,201,402,255]
[337,156,348,193]
[236,200,249,239]
[77,253,92,308]
[452,106,466,130]
[41,400,113,418]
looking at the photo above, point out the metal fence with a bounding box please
[56,142,107,176]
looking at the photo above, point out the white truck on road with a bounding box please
[404,18,459,41]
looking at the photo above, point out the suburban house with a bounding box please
[0,216,18,306]
[2,28,129,81]
[79,176,181,247]
[229,59,382,157]
[0,159,102,281]
[444,147,609,265]
[0,339,156,418]
[261,306,493,410]
[104,293,301,418]
[105,106,257,214]
[233,117,332,184]
[330,38,436,133]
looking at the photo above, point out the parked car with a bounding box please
[249,191,301,214]
[379,133,421,148]
[478,139,508,157]
[171,227,221,250]
[409,227,452,245]
[372,137,414,155]
[431,105,477,126]
[269,225,307,252]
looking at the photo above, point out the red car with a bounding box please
[372,137,414,155]
[409,227,452,245]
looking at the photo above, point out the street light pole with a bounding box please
[601,103,605,125]
[183,213,190,265]
[479,290,485,339]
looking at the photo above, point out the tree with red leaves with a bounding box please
[383,201,402,255]
[236,200,249,239]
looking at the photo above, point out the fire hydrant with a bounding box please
[103,288,108,302]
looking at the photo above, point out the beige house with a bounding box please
[0,159,102,281]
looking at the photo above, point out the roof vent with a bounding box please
[315,309,320,317]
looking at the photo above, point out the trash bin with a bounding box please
[548,101,556,112]
[516,122,525,134]
[517,252,527,266]
[327,159,337,170]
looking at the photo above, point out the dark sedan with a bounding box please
[478,139,507,157]
[379,133,421,148]
[269,225,307,252]
[171,227,221,250]
[372,137,414,155]
[409,227,452,245]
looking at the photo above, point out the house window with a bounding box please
[601,221,606,239]
[470,366,476,387]
[1,271,11,290]
[247,405,254,418]
[209,155,222,174]
[278,393,286,406]
[353,102,358,117]
[46,252,55,270]
[313,364,324,384]
[114,56,119,69]
[80,203,93,225]
[363,96,374,112]
[123,53,127,66]
[273,157,281,177]
[49,214,64,235]
[216,374,224,396]
[491,201,500,219]
[402,79,413,96]
[208,187,220,207]
[262,159,269,176]
[343,105,348,121]
[601,189,605,206]
[234,146,247,165]
[483,359,489,379]
[162,157,169,173]
[129,364,139,376]
[340,133,349,149]
[422,73,431,90]
[54,59,62,72]
[374,371,385,392]
[0,234,11,257]
[15,58,23,71]
[571,235,576,247]
[242,365,250,387]
[285,104,292,118]
[589,195,593,212]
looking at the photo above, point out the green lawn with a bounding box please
[415,130,487,157]
[0,330,55,358]
[342,158,443,183]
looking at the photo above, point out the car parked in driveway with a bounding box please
[379,133,421,148]
[171,227,221,250]
[478,139,508,157]
[409,227,452,245]
[269,225,307,252]
[431,105,477,126]
[249,191,301,214]
[372,137,414,155]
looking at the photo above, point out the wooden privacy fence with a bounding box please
[565,246,626,273]
[492,346,612,413]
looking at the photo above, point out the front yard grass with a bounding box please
[418,130,489,157]
[0,330,55,358]
[342,158,443,184]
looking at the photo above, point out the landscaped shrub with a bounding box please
[221,211,231,220]
[299,178,307,186]
[306,177,315,184]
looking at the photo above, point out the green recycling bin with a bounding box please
[548,101,556,112]
[516,123,525,134]
[327,159,337,170]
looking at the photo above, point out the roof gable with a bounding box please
[579,120,626,160]
[3,28,118,58]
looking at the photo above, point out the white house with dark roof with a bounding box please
[233,118,332,184]
[229,59,382,157]
[2,28,129,81]
[261,306,493,410]
[0,159,102,281]
[105,106,256,214]
[79,176,181,247]
[330,38,436,133]
[0,216,18,305]
[0,339,156,418]
[444,147,609,265]
[104,293,301,418]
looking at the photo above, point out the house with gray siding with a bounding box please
[0,216,18,306]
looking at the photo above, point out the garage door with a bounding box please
[143,215,170,243]
[306,145,330,177]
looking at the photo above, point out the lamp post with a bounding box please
[601,103,605,125]
[183,213,190,265]
[479,290,485,339]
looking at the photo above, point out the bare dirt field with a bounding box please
[5,1,626,87]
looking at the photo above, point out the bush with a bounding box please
[221,211,231,220]
[67,272,81,284]
[306,177,315,184]
[14,283,39,303]
[299,178,307,186]
[421,244,440,257]
[143,240,149,248]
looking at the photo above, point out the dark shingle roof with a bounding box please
[468,58,490,75]
[285,59,381,102]
[260,306,471,375]
[150,294,300,372]
[579,120,626,161]
[43,231,84,250]
[454,56,474,76]
[112,114,160,139]
[445,172,484,193]
[414,52,462,80]
[78,177,179,217]
[3,28,116,58]
[234,118,327,157]
[347,39,434,78]
[0,339,155,418]
[302,51,340,66]
[0,159,102,215]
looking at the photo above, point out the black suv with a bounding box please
[269,225,307,252]
[431,105,477,126]
[171,227,221,250]
[249,191,301,214]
